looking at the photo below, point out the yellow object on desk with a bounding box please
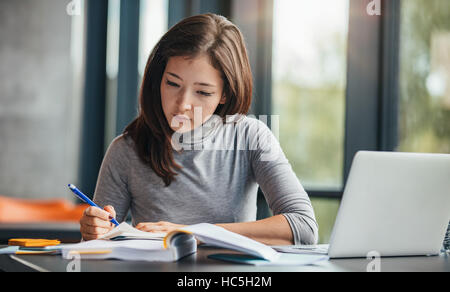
[8,238,61,247]
[15,250,60,255]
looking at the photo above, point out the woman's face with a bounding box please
[161,54,226,133]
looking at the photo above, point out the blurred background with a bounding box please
[0,0,449,243]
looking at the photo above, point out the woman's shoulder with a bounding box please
[109,134,135,150]
[105,134,137,162]
[229,114,274,140]
[219,114,276,153]
[226,114,271,132]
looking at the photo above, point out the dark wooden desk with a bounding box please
[1,245,449,272]
[0,223,82,244]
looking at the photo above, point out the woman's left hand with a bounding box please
[136,221,187,234]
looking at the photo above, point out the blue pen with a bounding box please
[68,184,119,226]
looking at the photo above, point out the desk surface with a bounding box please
[0,223,82,244]
[1,246,449,272]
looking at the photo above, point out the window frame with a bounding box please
[79,0,109,197]
[261,0,400,198]
[115,0,140,137]
[168,0,231,27]
[344,0,400,188]
[80,0,402,200]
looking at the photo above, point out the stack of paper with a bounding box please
[272,244,329,255]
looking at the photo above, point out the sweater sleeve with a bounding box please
[93,136,131,223]
[248,118,319,245]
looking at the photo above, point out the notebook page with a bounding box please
[60,239,170,262]
[178,223,279,261]
[62,239,165,251]
[100,222,166,240]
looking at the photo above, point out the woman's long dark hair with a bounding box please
[124,13,253,187]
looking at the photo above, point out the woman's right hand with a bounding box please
[80,205,117,241]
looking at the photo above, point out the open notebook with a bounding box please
[61,223,194,262]
[168,224,328,266]
[61,223,327,265]
[99,222,166,241]
[61,236,196,262]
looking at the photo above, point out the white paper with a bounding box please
[60,239,176,262]
[271,244,330,255]
[178,223,280,262]
[62,239,164,251]
[100,222,166,240]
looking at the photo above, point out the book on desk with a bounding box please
[59,222,327,265]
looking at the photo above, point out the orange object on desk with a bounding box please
[0,196,88,223]
[8,238,61,247]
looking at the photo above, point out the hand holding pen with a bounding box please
[68,184,119,241]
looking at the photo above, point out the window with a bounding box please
[139,0,169,78]
[0,0,84,200]
[272,0,349,243]
[104,0,168,146]
[272,0,349,191]
[398,0,450,154]
[105,0,121,146]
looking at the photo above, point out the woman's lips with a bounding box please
[172,114,191,123]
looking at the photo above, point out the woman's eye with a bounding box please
[166,80,212,96]
[166,80,180,87]
[198,91,213,97]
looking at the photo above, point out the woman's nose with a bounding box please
[176,89,193,112]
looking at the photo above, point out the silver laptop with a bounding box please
[275,151,450,258]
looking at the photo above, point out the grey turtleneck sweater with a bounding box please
[93,115,318,245]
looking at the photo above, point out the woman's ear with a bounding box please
[219,94,227,105]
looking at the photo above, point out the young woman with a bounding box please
[80,13,318,246]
